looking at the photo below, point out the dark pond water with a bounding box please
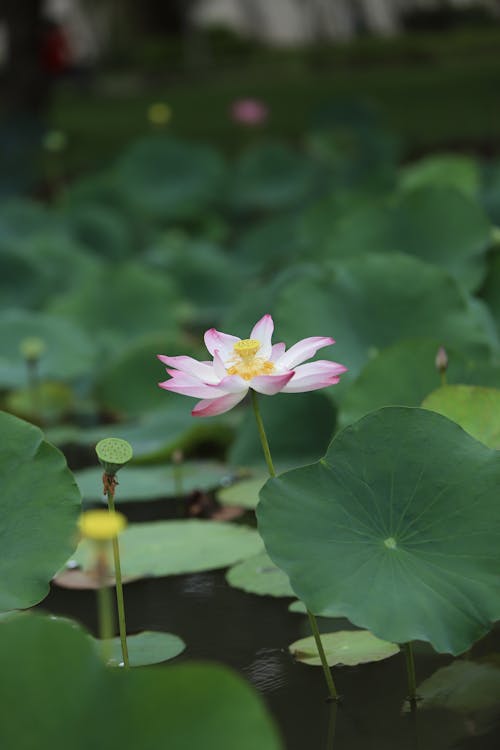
[39,500,500,750]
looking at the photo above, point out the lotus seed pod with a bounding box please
[95,438,133,476]
[148,102,171,126]
[42,129,67,152]
[20,337,46,361]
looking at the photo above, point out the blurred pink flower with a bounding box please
[158,314,347,417]
[230,98,269,126]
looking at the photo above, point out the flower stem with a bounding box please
[404,642,418,706]
[307,609,339,702]
[251,390,339,701]
[96,546,114,664]
[106,483,130,668]
[250,390,276,477]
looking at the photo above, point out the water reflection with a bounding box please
[244,647,287,693]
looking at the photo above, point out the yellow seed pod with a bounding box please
[78,510,127,541]
[20,337,46,361]
[148,102,172,126]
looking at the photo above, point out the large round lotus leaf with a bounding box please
[63,204,134,260]
[276,254,497,388]
[0,615,281,750]
[0,309,96,388]
[235,214,307,275]
[226,551,294,597]
[399,155,480,197]
[229,391,336,469]
[144,238,245,325]
[289,629,400,667]
[257,407,500,654]
[48,263,179,349]
[338,338,500,428]
[218,476,267,509]
[422,385,500,449]
[481,250,500,336]
[0,241,50,309]
[0,198,54,239]
[414,660,500,713]
[76,462,232,503]
[315,188,490,290]
[392,187,491,288]
[481,160,500,224]
[95,334,201,416]
[115,136,226,222]
[0,412,81,611]
[73,520,263,577]
[0,230,98,311]
[60,172,150,249]
[93,630,185,667]
[229,142,319,213]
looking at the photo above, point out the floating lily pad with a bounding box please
[93,631,185,667]
[0,309,96,388]
[414,659,500,713]
[0,412,81,611]
[76,462,232,503]
[226,552,294,597]
[218,476,267,509]
[0,614,281,750]
[289,630,400,667]
[422,385,500,449]
[73,520,263,578]
[257,407,500,654]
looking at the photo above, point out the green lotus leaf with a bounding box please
[399,154,480,196]
[229,392,336,469]
[218,476,267,509]
[414,659,500,713]
[229,142,319,213]
[73,520,263,577]
[338,338,500,428]
[226,552,294,598]
[115,136,226,222]
[93,630,185,667]
[95,334,200,416]
[311,188,490,290]
[0,412,81,611]
[289,629,400,667]
[0,614,281,750]
[48,263,180,351]
[481,250,500,338]
[276,255,498,390]
[75,462,232,503]
[422,385,500,449]
[257,407,500,654]
[144,237,247,326]
[0,309,96,387]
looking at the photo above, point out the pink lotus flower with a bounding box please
[230,98,268,126]
[158,314,347,417]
